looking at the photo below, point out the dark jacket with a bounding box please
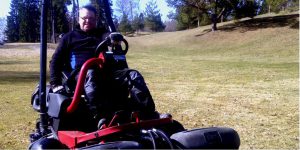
[50,28,108,86]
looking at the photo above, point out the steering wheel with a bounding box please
[95,33,129,56]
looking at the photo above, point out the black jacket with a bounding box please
[50,28,108,86]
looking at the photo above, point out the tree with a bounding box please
[177,5,200,29]
[113,16,119,30]
[166,0,209,28]
[144,0,165,32]
[264,0,297,13]
[167,10,195,30]
[48,0,72,43]
[90,0,114,29]
[115,0,140,22]
[51,0,71,43]
[118,13,133,35]
[164,19,177,32]
[132,13,145,34]
[17,0,40,42]
[208,0,238,31]
[72,0,79,30]
[5,0,40,42]
[115,0,142,33]
[5,0,21,42]
[167,0,260,31]
[0,17,7,42]
[234,0,257,18]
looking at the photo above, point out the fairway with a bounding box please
[0,14,298,149]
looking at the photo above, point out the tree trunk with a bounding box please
[50,0,56,43]
[76,0,79,19]
[130,1,133,21]
[51,16,56,43]
[212,15,217,31]
[72,0,76,30]
[221,14,224,23]
[211,0,218,31]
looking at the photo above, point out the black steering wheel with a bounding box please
[95,33,129,56]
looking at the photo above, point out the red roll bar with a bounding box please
[67,58,104,113]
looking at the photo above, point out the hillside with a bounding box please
[127,13,298,63]
[0,13,298,149]
[125,13,299,149]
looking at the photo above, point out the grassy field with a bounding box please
[0,13,298,149]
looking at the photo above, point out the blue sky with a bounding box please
[0,0,173,21]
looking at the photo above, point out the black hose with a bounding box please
[147,130,157,149]
[141,129,156,149]
[153,128,174,149]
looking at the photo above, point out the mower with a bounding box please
[29,0,240,149]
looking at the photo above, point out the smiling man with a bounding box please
[78,6,97,32]
[49,5,156,120]
[50,5,108,118]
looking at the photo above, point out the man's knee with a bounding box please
[128,70,141,80]
[126,70,155,112]
[127,70,148,87]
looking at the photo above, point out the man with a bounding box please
[50,5,155,119]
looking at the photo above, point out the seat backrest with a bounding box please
[31,84,52,112]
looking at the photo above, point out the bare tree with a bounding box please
[50,0,56,43]
[0,17,6,42]
[72,0,79,30]
[115,0,139,21]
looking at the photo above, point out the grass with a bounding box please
[0,13,298,149]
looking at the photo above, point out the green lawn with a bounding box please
[0,14,298,149]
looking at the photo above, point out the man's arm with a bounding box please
[49,34,69,87]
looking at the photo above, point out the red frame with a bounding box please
[60,53,172,149]
[67,52,105,113]
[58,117,172,149]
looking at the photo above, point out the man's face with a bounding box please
[78,8,96,32]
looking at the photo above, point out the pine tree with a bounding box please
[119,13,133,35]
[90,0,113,29]
[166,0,209,29]
[52,1,71,34]
[177,5,200,30]
[5,0,21,42]
[132,13,145,34]
[19,0,40,42]
[144,0,165,32]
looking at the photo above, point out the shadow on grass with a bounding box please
[196,14,299,36]
[0,71,40,84]
[0,43,56,50]
[0,44,36,50]
[0,61,36,65]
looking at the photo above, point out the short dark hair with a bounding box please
[80,4,97,15]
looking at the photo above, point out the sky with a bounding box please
[0,0,173,21]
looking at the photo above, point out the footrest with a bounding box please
[58,131,87,148]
